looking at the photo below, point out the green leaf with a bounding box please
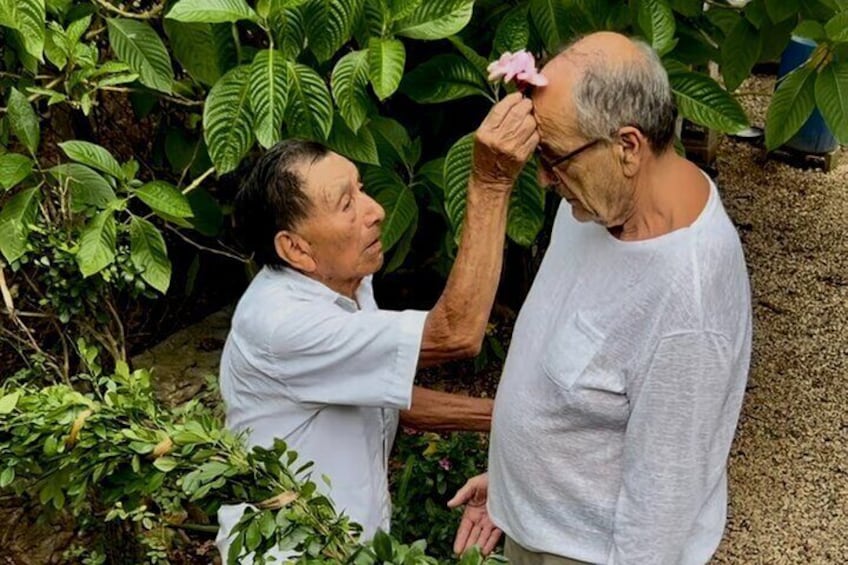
[494,4,531,54]
[793,20,827,42]
[638,0,676,56]
[107,18,174,93]
[0,467,14,487]
[58,141,124,180]
[331,49,373,133]
[245,519,261,552]
[765,66,816,150]
[443,132,474,240]
[385,215,415,272]
[530,0,577,54]
[815,62,848,144]
[285,62,334,140]
[393,0,474,40]
[765,0,800,23]
[0,391,21,414]
[303,0,362,63]
[130,216,172,294]
[508,160,544,246]
[327,114,380,165]
[164,21,238,86]
[668,69,749,133]
[363,166,417,249]
[721,19,762,92]
[0,153,34,190]
[670,0,702,17]
[369,116,413,167]
[50,164,117,212]
[372,530,394,561]
[7,88,40,155]
[401,54,487,104]
[447,35,489,77]
[269,6,307,60]
[135,181,194,218]
[203,65,254,174]
[187,188,224,236]
[165,0,257,23]
[825,12,848,42]
[76,210,117,277]
[249,49,289,149]
[2,0,45,61]
[368,37,405,101]
[0,187,40,263]
[152,455,179,472]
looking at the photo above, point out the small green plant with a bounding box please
[391,430,491,560]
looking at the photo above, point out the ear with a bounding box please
[616,126,645,178]
[274,231,317,273]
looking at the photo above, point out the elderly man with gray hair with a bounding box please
[449,32,752,565]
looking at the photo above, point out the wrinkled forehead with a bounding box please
[531,70,581,147]
[295,152,358,208]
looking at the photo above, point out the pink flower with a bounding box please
[486,50,549,88]
[438,458,452,471]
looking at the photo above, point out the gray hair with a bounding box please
[570,38,677,152]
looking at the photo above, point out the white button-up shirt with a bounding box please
[216,266,427,562]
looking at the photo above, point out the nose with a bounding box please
[365,193,385,225]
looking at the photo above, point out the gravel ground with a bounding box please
[710,76,848,564]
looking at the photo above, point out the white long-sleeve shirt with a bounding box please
[488,177,752,564]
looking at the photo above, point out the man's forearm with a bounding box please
[419,181,510,366]
[399,385,494,432]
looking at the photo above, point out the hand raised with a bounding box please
[447,473,502,556]
[472,92,540,190]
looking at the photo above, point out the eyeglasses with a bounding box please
[537,138,603,172]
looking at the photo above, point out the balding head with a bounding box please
[535,32,677,153]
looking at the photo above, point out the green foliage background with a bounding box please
[1,0,847,562]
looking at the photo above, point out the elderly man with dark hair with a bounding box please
[216,93,539,562]
[450,32,752,565]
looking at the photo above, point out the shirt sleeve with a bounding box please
[608,330,735,565]
[263,305,428,409]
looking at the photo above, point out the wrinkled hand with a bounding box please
[472,92,540,190]
[447,473,502,556]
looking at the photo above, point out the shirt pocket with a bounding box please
[541,311,604,392]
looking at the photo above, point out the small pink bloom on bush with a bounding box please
[486,50,548,87]
[438,458,452,471]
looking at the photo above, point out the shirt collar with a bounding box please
[265,266,364,312]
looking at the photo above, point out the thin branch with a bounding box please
[96,85,204,107]
[164,225,248,263]
[181,166,215,195]
[92,0,164,20]
[104,296,126,362]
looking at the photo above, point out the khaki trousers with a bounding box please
[504,537,593,565]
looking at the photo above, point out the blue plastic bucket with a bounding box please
[776,36,838,154]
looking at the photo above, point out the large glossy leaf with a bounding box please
[327,115,379,165]
[0,187,40,263]
[721,19,762,92]
[765,66,816,150]
[187,188,224,236]
[7,88,40,155]
[107,18,173,93]
[368,37,405,101]
[285,62,333,140]
[164,21,237,86]
[668,69,749,133]
[508,160,544,246]
[0,154,33,190]
[494,4,530,54]
[765,0,800,23]
[50,163,117,212]
[384,215,416,273]
[165,0,257,23]
[443,133,542,246]
[331,49,372,133]
[530,0,578,54]
[369,116,413,167]
[303,0,362,62]
[400,54,488,104]
[447,35,489,77]
[638,0,676,56]
[58,141,124,180]
[269,6,307,59]
[814,62,848,144]
[825,12,848,42]
[1,0,45,61]
[393,0,474,40]
[203,65,254,174]
[670,0,702,17]
[250,49,289,149]
[363,166,418,250]
[134,181,194,218]
[76,210,116,277]
[130,217,171,294]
